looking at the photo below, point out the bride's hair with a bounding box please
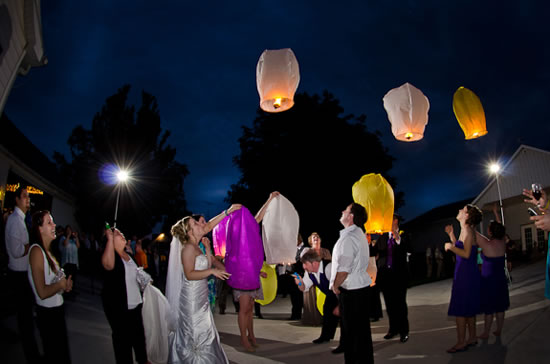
[171,216,192,244]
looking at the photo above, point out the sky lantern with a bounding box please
[212,215,229,257]
[352,173,395,234]
[261,194,300,265]
[453,86,488,140]
[256,48,300,113]
[383,82,430,142]
[222,207,264,290]
[255,262,277,305]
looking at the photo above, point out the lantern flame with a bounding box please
[405,132,413,140]
[273,98,282,109]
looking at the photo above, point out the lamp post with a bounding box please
[113,169,129,229]
[489,162,505,225]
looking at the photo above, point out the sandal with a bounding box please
[446,345,468,353]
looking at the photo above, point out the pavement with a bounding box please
[2,260,550,364]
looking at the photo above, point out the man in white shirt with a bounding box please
[294,249,343,352]
[5,186,40,363]
[330,202,373,364]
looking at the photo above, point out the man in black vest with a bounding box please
[294,249,343,352]
[288,234,306,320]
[376,214,411,343]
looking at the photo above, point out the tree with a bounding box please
[228,91,403,247]
[54,85,189,236]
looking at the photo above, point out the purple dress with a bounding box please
[480,254,509,314]
[448,240,480,317]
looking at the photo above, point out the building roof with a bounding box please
[402,197,474,230]
[0,113,66,189]
[472,145,550,208]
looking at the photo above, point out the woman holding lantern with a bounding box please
[444,204,482,353]
[166,204,242,364]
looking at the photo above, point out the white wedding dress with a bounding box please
[168,254,228,364]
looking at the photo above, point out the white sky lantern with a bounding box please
[256,48,300,113]
[383,82,430,142]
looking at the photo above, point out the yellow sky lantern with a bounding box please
[256,48,300,113]
[383,82,430,142]
[352,173,395,234]
[453,86,488,140]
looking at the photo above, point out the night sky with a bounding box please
[4,1,550,222]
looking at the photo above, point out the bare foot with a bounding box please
[478,332,490,340]
[446,343,467,353]
[248,336,259,348]
[241,338,255,353]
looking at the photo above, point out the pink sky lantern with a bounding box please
[222,207,264,290]
[383,82,430,142]
[212,216,229,257]
[261,194,300,265]
[256,48,300,113]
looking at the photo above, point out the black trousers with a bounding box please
[339,286,373,364]
[289,280,303,319]
[36,305,71,364]
[379,269,409,336]
[367,285,383,320]
[8,269,40,364]
[319,291,340,341]
[104,304,148,364]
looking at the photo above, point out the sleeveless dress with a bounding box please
[448,240,480,317]
[480,254,509,314]
[168,254,228,364]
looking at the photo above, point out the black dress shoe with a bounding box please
[384,332,398,340]
[400,334,409,343]
[312,337,330,344]
[331,346,345,354]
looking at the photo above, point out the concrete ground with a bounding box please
[2,260,550,364]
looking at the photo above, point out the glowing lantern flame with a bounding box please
[453,86,488,140]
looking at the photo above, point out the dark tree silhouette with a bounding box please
[54,85,189,236]
[228,91,403,247]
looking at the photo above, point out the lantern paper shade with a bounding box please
[352,173,395,234]
[453,86,488,140]
[212,216,229,257]
[222,207,264,290]
[256,48,300,113]
[383,82,430,142]
[255,262,277,306]
[316,287,326,316]
[261,194,300,265]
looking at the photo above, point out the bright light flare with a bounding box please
[273,97,283,109]
[489,162,501,174]
[117,170,129,182]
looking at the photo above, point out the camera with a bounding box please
[528,207,538,217]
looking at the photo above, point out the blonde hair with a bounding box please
[308,232,321,246]
[171,216,192,244]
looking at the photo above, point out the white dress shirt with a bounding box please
[5,207,30,271]
[302,261,332,292]
[330,224,371,290]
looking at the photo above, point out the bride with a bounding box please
[166,204,241,363]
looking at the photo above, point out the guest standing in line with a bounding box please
[28,210,73,364]
[376,214,411,343]
[101,228,150,364]
[331,203,373,364]
[444,204,482,353]
[476,221,509,339]
[4,186,41,363]
[59,225,80,289]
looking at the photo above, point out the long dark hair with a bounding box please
[31,210,58,274]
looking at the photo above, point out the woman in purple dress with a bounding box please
[444,204,482,353]
[476,221,509,339]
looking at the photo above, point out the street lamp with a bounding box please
[489,162,505,225]
[113,169,130,228]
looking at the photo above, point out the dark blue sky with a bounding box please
[5,0,550,221]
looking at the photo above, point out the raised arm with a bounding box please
[255,191,280,223]
[101,228,115,271]
[445,225,457,244]
[446,227,473,259]
[204,204,242,234]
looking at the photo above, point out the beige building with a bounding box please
[473,144,550,252]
